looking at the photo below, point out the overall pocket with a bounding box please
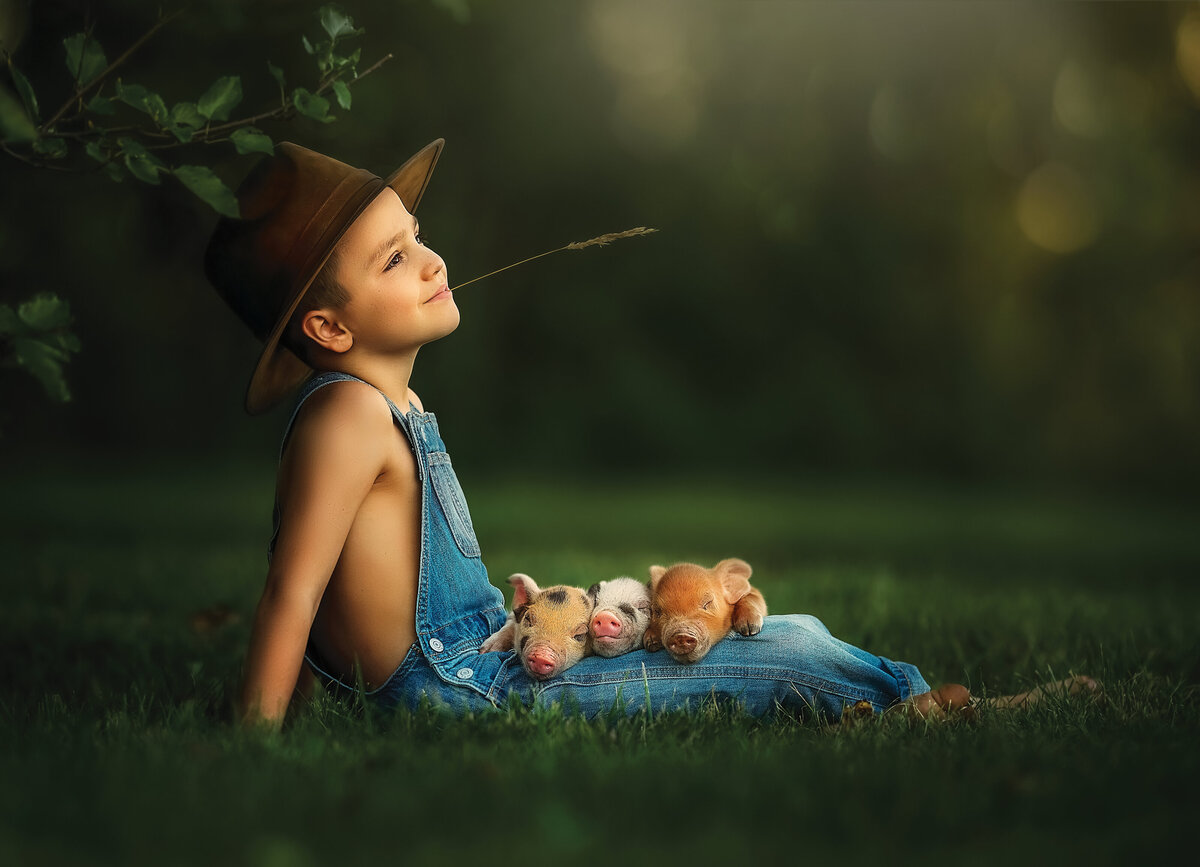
[427,451,482,558]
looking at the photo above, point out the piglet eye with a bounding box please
[573,627,587,643]
[523,610,536,626]
[701,597,713,611]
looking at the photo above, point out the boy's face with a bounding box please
[328,188,458,353]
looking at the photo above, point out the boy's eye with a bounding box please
[384,250,404,272]
[415,231,428,246]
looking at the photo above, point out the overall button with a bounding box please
[456,668,474,679]
[429,638,444,653]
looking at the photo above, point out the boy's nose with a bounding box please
[423,250,446,280]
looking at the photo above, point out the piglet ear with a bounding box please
[508,573,541,608]
[648,565,667,591]
[716,559,753,604]
[715,558,752,580]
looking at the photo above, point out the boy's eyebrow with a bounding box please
[365,215,419,269]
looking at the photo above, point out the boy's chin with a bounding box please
[432,310,461,340]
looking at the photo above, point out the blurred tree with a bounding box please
[0,2,392,404]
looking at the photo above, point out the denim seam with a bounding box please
[427,452,482,558]
[521,663,895,709]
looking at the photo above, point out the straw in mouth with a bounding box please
[450,227,658,292]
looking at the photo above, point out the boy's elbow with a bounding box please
[259,565,326,618]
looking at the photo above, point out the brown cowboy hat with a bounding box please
[204,138,444,414]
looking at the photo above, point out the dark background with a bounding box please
[2,0,1198,496]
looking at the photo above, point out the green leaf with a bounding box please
[166,102,203,142]
[17,294,72,331]
[63,33,109,85]
[142,92,169,125]
[124,152,162,185]
[301,35,316,55]
[292,87,334,123]
[85,141,108,162]
[170,101,205,128]
[9,64,39,121]
[113,81,168,124]
[230,126,274,156]
[173,165,239,218]
[104,161,124,183]
[267,61,286,93]
[331,80,351,110]
[116,137,147,157]
[197,75,243,122]
[87,94,116,115]
[115,137,166,184]
[319,5,361,40]
[331,48,360,73]
[10,336,73,402]
[0,85,36,143]
[31,137,68,158]
[115,81,150,108]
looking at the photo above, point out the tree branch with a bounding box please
[40,7,188,135]
[0,141,73,171]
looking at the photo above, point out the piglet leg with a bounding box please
[479,614,515,652]
[643,620,663,652]
[731,587,768,636]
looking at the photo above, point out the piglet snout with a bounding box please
[524,648,558,677]
[667,633,697,655]
[591,611,623,639]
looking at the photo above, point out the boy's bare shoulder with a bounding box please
[285,379,397,470]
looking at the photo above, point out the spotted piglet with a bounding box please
[478,573,594,680]
[586,577,652,657]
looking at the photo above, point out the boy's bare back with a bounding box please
[272,378,426,687]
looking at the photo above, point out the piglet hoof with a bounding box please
[734,616,763,636]
[643,633,662,653]
[480,630,513,653]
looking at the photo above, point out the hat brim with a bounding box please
[244,138,445,415]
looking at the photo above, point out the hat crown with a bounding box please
[205,142,382,341]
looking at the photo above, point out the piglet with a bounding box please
[643,558,768,664]
[478,573,593,680]
[586,577,652,657]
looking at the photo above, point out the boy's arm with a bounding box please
[239,382,394,727]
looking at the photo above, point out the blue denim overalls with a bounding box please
[270,372,932,719]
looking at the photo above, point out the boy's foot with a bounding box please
[899,683,975,721]
[979,675,1102,710]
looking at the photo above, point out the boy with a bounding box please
[205,140,1095,728]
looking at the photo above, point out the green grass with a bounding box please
[2,460,1197,865]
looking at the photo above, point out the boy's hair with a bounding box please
[280,246,350,365]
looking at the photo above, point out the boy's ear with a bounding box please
[301,309,353,354]
[507,573,541,609]
[648,565,667,592]
[715,559,753,604]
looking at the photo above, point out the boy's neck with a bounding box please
[321,349,419,411]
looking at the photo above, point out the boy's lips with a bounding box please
[424,286,452,303]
